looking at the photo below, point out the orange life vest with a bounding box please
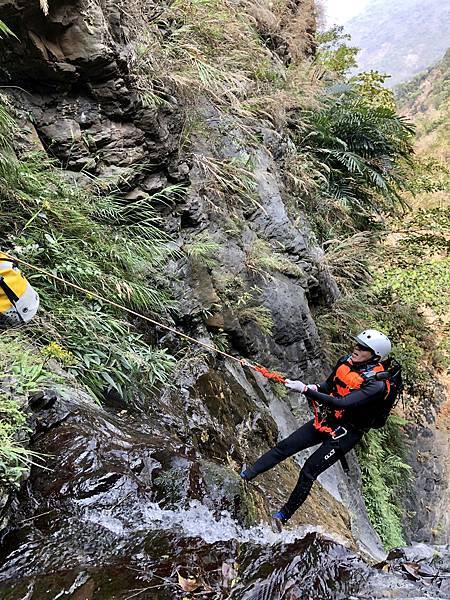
[333,361,388,396]
[331,359,390,421]
[312,358,391,433]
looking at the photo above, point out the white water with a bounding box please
[83,499,349,548]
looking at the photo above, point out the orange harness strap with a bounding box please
[311,399,335,435]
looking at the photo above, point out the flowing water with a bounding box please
[0,391,449,599]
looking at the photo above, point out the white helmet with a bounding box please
[0,283,40,326]
[353,329,391,359]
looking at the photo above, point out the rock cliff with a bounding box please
[0,1,449,597]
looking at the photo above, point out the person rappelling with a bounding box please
[240,329,403,527]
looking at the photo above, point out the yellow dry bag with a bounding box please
[0,253,39,325]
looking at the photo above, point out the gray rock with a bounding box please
[141,172,169,193]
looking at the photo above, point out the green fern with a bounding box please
[298,94,415,215]
[357,416,412,549]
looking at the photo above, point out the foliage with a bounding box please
[130,0,277,104]
[42,297,177,405]
[0,394,32,487]
[407,158,449,196]
[238,305,274,336]
[0,106,177,405]
[0,19,17,38]
[0,97,19,187]
[246,238,305,281]
[371,208,450,373]
[212,330,230,353]
[193,154,260,211]
[42,341,77,366]
[356,415,412,549]
[373,257,450,315]
[350,71,396,110]
[321,232,376,295]
[218,278,274,336]
[184,232,221,268]
[315,26,359,78]
[128,0,323,135]
[0,332,55,487]
[297,93,415,217]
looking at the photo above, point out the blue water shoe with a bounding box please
[240,466,257,481]
[272,510,289,525]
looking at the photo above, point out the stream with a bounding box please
[0,390,449,599]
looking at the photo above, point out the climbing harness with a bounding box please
[310,399,347,439]
[307,356,392,437]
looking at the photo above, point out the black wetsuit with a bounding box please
[248,357,387,519]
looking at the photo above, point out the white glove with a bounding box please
[285,379,307,393]
[307,384,318,392]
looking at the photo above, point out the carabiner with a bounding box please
[332,426,348,440]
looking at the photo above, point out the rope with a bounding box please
[4,254,346,435]
[2,253,287,383]
[251,365,285,383]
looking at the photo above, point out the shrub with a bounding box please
[0,331,55,487]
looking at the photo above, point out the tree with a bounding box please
[350,71,396,111]
[298,90,415,214]
[315,26,359,78]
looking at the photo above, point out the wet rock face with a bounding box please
[2,514,449,600]
[1,385,449,600]
[397,382,450,546]
[403,424,450,544]
[11,389,201,512]
[1,384,449,599]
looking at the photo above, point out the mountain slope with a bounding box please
[344,0,450,86]
[396,48,450,159]
[379,49,450,544]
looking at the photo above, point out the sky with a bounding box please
[323,0,371,26]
